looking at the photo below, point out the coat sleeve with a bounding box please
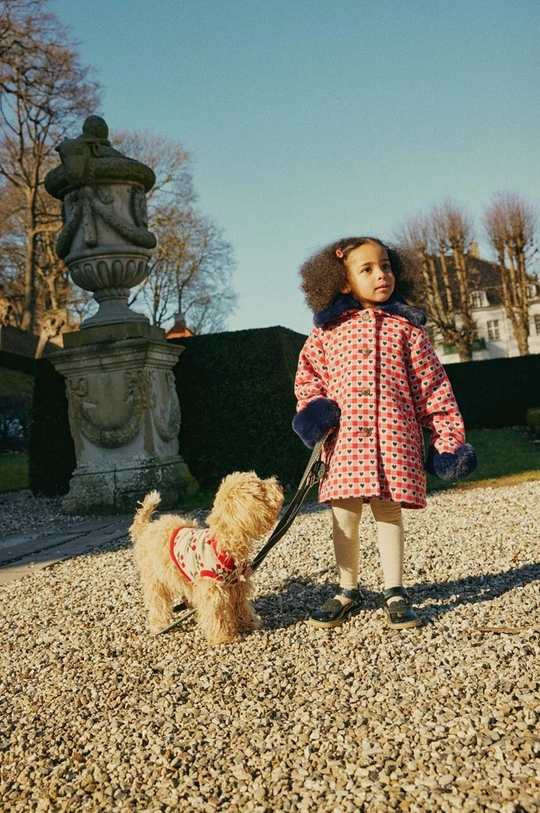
[292,330,341,448]
[407,329,477,480]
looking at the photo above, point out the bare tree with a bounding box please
[142,203,236,334]
[397,201,476,361]
[0,0,99,332]
[0,177,25,323]
[114,131,237,333]
[115,130,196,205]
[0,175,91,328]
[0,282,12,348]
[484,193,537,355]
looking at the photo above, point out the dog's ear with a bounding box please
[263,477,284,514]
[207,472,283,560]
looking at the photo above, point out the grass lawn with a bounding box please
[425,426,540,493]
[0,452,29,493]
[1,427,538,500]
[0,367,34,397]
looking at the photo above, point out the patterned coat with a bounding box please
[294,295,472,509]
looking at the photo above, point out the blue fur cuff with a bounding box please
[425,443,478,481]
[293,397,341,448]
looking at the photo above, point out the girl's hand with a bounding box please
[293,397,341,448]
[425,443,478,480]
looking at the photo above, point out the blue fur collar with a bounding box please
[313,293,427,329]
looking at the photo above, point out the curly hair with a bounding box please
[299,236,420,314]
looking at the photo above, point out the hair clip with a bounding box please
[335,249,344,258]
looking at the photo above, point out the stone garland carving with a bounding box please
[67,371,145,449]
[149,370,181,442]
[66,369,181,449]
[44,115,157,260]
[57,185,156,260]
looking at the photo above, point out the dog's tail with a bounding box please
[129,490,161,542]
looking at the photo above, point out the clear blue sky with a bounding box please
[50,0,540,336]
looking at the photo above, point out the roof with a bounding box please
[411,254,539,310]
[166,316,193,340]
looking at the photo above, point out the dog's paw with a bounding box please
[207,633,237,646]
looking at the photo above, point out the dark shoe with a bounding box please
[383,586,422,629]
[308,586,363,628]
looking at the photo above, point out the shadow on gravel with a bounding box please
[254,562,540,631]
[413,561,540,623]
[254,574,385,631]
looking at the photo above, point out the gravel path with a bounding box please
[0,492,88,541]
[1,482,539,812]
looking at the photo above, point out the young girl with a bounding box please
[293,236,477,629]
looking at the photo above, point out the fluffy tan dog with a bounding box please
[130,471,284,645]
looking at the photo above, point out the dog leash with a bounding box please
[250,434,328,571]
[155,434,328,635]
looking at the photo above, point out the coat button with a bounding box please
[361,387,371,396]
[362,311,370,321]
[360,427,373,437]
[362,348,372,356]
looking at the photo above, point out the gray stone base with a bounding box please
[62,456,198,516]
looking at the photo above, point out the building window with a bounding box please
[527,284,538,300]
[470,290,487,308]
[534,314,540,335]
[487,320,500,341]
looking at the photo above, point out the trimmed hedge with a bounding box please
[10,327,540,498]
[28,358,76,495]
[444,354,540,429]
[0,350,35,376]
[24,326,314,495]
[171,327,310,489]
[526,408,540,433]
[171,337,540,487]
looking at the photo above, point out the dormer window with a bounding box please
[470,290,488,308]
[526,284,538,300]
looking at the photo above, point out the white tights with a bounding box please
[331,497,404,593]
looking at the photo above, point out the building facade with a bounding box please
[426,256,540,363]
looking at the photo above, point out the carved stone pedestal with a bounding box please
[50,323,196,515]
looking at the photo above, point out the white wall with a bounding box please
[432,299,540,364]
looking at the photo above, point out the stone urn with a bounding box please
[44,116,196,514]
[44,115,156,329]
